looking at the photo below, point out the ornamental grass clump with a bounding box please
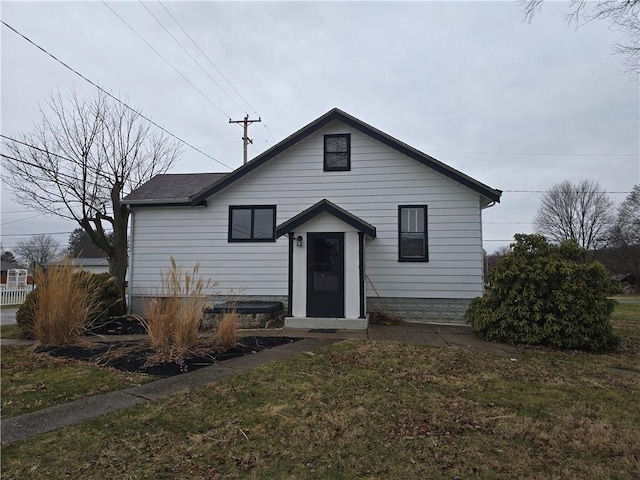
[32,260,100,346]
[215,309,239,349]
[142,257,212,361]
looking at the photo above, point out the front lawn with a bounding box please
[0,324,22,339]
[0,346,153,419]
[2,302,638,479]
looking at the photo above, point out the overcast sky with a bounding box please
[1,1,638,256]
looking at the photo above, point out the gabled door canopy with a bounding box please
[276,199,377,239]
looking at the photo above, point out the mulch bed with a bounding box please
[35,336,300,377]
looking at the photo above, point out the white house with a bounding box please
[48,258,110,275]
[123,109,501,329]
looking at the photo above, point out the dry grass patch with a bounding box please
[2,337,638,479]
[0,346,151,419]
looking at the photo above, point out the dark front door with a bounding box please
[307,232,345,318]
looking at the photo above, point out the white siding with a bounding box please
[130,120,484,300]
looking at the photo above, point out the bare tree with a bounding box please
[15,234,62,269]
[67,228,113,258]
[610,184,640,293]
[522,0,640,77]
[1,249,19,266]
[534,179,614,250]
[2,89,181,306]
[485,245,512,277]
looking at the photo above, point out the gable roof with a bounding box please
[123,173,227,206]
[123,108,502,207]
[49,258,110,267]
[276,199,377,239]
[1,260,21,272]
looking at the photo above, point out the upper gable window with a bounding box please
[324,134,351,171]
[229,206,276,242]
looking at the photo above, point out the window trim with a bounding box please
[323,134,351,172]
[228,205,277,242]
[398,205,428,262]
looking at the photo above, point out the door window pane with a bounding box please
[312,237,341,291]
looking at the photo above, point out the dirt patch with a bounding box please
[35,336,299,377]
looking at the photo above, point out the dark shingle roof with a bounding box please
[123,173,228,205]
[49,258,110,267]
[1,260,21,272]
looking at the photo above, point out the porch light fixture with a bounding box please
[296,235,303,247]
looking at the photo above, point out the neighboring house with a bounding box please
[49,258,110,275]
[123,108,502,328]
[1,260,30,287]
[1,260,21,285]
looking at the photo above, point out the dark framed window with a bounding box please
[324,134,351,171]
[228,205,276,242]
[398,205,428,262]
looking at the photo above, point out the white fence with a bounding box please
[0,286,34,307]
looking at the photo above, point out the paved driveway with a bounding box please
[1,307,18,325]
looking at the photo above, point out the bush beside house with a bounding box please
[466,234,620,352]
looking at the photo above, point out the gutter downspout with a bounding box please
[126,204,133,314]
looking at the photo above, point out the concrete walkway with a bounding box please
[1,323,521,445]
[1,338,337,444]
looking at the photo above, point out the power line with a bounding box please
[484,221,532,225]
[0,19,233,171]
[1,210,42,214]
[503,190,632,194]
[157,1,259,117]
[157,1,274,142]
[1,134,115,183]
[432,149,637,157]
[1,213,44,226]
[138,1,247,116]
[0,231,75,238]
[1,152,94,186]
[102,1,232,120]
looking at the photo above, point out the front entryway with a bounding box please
[307,232,344,317]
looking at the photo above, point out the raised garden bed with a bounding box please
[35,336,299,377]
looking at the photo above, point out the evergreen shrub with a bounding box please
[466,234,620,351]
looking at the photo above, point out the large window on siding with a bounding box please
[398,205,428,262]
[229,206,276,242]
[324,134,351,171]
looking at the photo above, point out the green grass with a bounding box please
[0,346,153,419]
[0,324,23,339]
[1,302,638,479]
[611,295,640,301]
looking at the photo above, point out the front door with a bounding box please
[307,232,345,318]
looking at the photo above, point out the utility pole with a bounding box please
[229,115,261,165]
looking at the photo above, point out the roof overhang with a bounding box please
[276,199,377,239]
